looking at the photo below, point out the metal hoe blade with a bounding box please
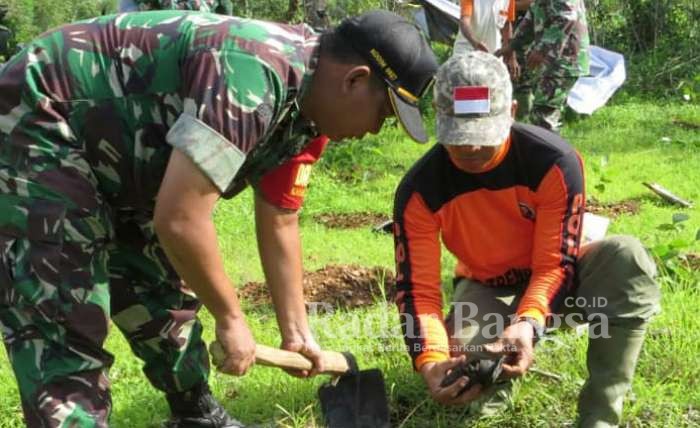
[318,368,390,428]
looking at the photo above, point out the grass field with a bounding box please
[1,99,699,427]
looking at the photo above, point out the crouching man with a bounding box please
[392,51,660,427]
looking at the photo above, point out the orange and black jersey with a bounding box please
[393,123,585,370]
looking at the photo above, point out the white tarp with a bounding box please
[566,45,626,114]
[418,0,460,18]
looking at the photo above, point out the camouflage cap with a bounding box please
[435,51,513,146]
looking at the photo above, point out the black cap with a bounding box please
[337,10,438,143]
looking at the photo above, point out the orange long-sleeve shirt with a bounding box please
[393,124,585,370]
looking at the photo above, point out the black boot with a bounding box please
[164,383,244,428]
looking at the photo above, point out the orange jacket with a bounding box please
[393,124,585,370]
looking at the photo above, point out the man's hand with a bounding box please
[495,45,521,80]
[420,357,483,406]
[214,317,256,376]
[281,334,324,378]
[472,41,490,53]
[459,19,489,53]
[483,321,535,378]
[526,50,546,69]
[494,45,510,58]
[504,51,521,80]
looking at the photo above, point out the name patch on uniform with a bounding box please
[291,164,313,197]
[453,86,490,114]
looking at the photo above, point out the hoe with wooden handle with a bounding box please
[210,342,390,428]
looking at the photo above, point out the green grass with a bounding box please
[1,99,699,427]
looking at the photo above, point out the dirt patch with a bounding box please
[672,118,700,130]
[680,253,700,271]
[239,264,396,310]
[312,212,391,229]
[223,387,239,400]
[586,198,641,218]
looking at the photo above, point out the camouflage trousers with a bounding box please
[0,139,210,427]
[447,236,661,427]
[514,66,578,133]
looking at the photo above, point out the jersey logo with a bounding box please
[518,202,536,221]
[484,268,532,287]
[291,164,313,197]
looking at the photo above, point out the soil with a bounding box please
[238,264,396,310]
[680,253,700,271]
[312,202,643,228]
[312,212,391,229]
[586,198,641,218]
[672,118,700,130]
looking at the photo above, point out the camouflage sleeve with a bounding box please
[510,8,534,51]
[166,114,246,192]
[531,0,581,59]
[168,43,284,193]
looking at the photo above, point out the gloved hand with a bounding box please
[439,356,506,396]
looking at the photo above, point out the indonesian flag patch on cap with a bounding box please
[453,86,490,115]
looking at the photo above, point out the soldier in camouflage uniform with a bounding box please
[0,9,437,427]
[498,0,589,132]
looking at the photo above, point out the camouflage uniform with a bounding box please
[130,0,234,14]
[0,10,319,426]
[509,0,589,132]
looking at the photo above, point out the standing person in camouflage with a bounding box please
[497,0,589,132]
[0,9,437,428]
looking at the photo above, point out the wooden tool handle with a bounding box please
[210,342,351,376]
[255,344,350,375]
